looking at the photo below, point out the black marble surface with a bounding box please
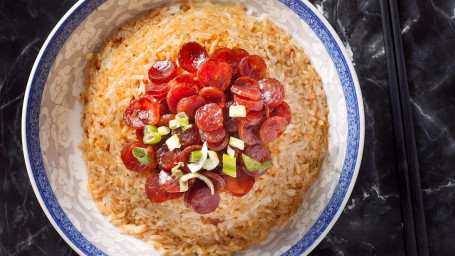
[1,0,454,255]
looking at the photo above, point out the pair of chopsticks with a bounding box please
[379,0,429,255]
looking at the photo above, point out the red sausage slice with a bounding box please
[206,133,229,151]
[195,103,223,132]
[145,172,169,203]
[145,82,169,100]
[201,171,226,191]
[121,141,156,172]
[198,87,226,108]
[258,78,285,108]
[199,127,227,143]
[271,101,292,125]
[178,42,208,73]
[237,111,264,126]
[231,48,249,77]
[124,95,160,128]
[197,59,232,91]
[156,113,175,127]
[158,170,180,193]
[233,95,263,111]
[148,60,177,84]
[242,145,271,177]
[223,101,239,133]
[169,74,199,88]
[166,83,198,113]
[188,186,220,214]
[156,144,181,171]
[211,47,238,76]
[223,167,255,197]
[172,125,201,148]
[239,55,267,80]
[176,95,207,119]
[231,77,261,100]
[259,116,288,143]
[238,125,261,145]
[179,145,202,173]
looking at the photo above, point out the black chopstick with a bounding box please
[379,0,429,256]
[387,0,429,255]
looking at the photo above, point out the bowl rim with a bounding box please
[21,0,364,255]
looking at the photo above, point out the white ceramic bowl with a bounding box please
[22,0,364,255]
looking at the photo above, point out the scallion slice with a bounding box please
[203,150,219,170]
[157,126,170,136]
[179,180,189,192]
[226,145,235,158]
[187,142,208,173]
[241,153,262,171]
[166,134,181,151]
[222,154,236,177]
[171,162,184,173]
[176,112,190,127]
[181,124,193,132]
[169,119,180,129]
[132,147,151,165]
[259,161,273,172]
[189,150,202,163]
[229,136,245,150]
[143,125,161,144]
[229,105,247,117]
[180,172,215,194]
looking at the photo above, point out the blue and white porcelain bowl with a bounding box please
[22,0,364,255]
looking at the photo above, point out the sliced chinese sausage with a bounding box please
[195,103,224,132]
[238,125,261,145]
[156,113,175,127]
[271,101,292,125]
[188,186,220,214]
[159,99,169,115]
[211,47,237,74]
[259,116,288,144]
[198,87,226,108]
[258,78,285,108]
[169,74,198,88]
[121,141,156,172]
[242,144,272,177]
[124,95,160,128]
[166,83,197,113]
[231,77,261,100]
[158,170,181,193]
[223,167,255,197]
[199,127,226,143]
[179,145,202,173]
[197,59,232,91]
[148,60,178,84]
[223,101,239,133]
[201,171,225,191]
[232,48,249,77]
[172,125,201,148]
[176,95,207,119]
[145,82,169,100]
[207,133,229,151]
[237,111,264,126]
[156,144,181,171]
[178,42,208,73]
[233,95,263,111]
[145,172,169,203]
[239,55,267,80]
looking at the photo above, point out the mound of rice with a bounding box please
[80,1,329,255]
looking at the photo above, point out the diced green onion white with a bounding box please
[169,119,180,129]
[229,105,247,117]
[222,153,236,177]
[203,150,219,170]
[180,172,215,194]
[226,145,235,158]
[157,126,170,136]
[229,136,245,150]
[166,134,181,151]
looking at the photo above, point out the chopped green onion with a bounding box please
[226,145,235,158]
[157,126,170,136]
[180,172,215,194]
[179,180,189,192]
[171,162,184,173]
[229,105,247,117]
[166,134,181,151]
[222,154,236,177]
[181,124,193,132]
[241,154,262,171]
[203,150,219,170]
[176,112,189,127]
[189,150,202,163]
[173,169,185,179]
[85,52,94,61]
[143,125,161,144]
[131,147,151,165]
[229,137,245,150]
[187,142,208,173]
[169,119,180,129]
[259,161,273,172]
